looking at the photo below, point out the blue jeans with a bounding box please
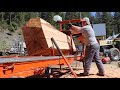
[83,43,104,74]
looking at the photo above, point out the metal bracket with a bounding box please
[3,63,14,74]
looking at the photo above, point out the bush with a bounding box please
[8,25,15,32]
[18,31,22,35]
[0,40,7,51]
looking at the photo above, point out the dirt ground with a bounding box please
[51,60,120,78]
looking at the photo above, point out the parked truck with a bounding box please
[99,38,120,61]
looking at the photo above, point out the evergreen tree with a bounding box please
[65,12,80,20]
[0,12,116,37]
[101,12,113,37]
[80,12,91,18]
[95,12,103,23]
[113,12,120,34]
[29,12,39,18]
[94,12,113,37]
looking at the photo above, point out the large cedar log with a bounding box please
[22,18,76,56]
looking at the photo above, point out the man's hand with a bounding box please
[69,25,81,34]
[67,23,73,29]
[68,23,72,28]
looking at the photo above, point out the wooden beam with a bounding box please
[22,18,76,56]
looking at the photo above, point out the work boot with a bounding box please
[96,73,105,76]
[80,73,89,76]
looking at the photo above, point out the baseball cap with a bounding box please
[83,17,91,25]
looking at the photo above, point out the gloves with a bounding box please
[66,23,72,30]
[67,23,72,28]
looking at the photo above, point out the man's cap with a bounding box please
[83,17,90,25]
[53,15,62,22]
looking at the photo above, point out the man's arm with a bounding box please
[70,25,83,34]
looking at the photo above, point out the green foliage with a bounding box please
[8,25,15,32]
[113,12,120,34]
[0,21,9,30]
[0,40,7,51]
[93,12,113,37]
[81,12,92,18]
[18,30,22,35]
[101,12,113,37]
[94,12,103,23]
[0,12,119,38]
[65,12,80,20]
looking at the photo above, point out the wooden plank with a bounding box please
[22,18,76,56]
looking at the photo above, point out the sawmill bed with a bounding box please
[0,55,80,64]
[0,55,81,78]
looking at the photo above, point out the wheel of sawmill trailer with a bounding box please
[108,48,120,61]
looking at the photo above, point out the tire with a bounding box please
[108,48,120,61]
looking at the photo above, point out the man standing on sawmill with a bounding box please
[68,17,105,76]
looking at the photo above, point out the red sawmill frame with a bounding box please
[0,18,86,78]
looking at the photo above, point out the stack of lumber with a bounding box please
[22,18,76,56]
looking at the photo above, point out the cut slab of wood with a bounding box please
[22,18,76,56]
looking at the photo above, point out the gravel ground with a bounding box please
[51,60,120,78]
